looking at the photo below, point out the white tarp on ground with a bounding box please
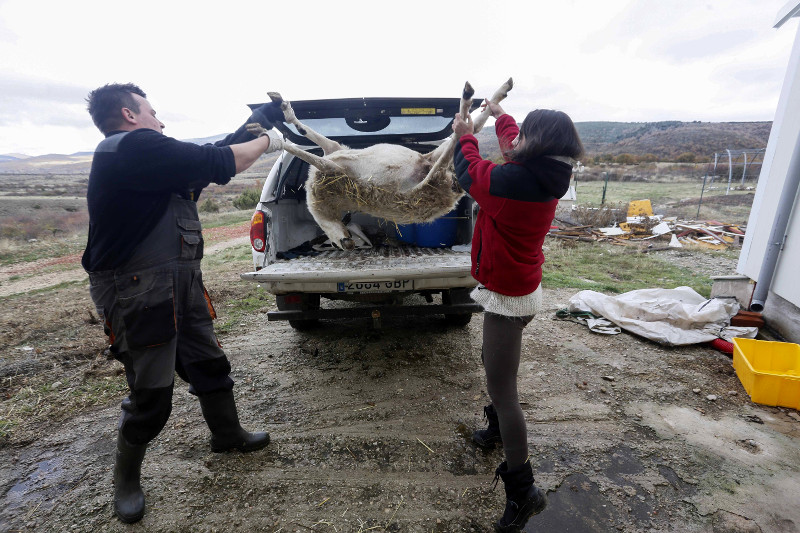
[567,286,759,346]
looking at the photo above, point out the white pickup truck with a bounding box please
[240,96,482,328]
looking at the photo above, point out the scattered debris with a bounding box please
[627,199,654,217]
[741,414,764,424]
[737,439,760,452]
[730,310,765,328]
[549,200,746,251]
[416,437,435,454]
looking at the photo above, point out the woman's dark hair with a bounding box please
[507,109,584,162]
[86,83,147,134]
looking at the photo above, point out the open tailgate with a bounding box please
[241,247,475,292]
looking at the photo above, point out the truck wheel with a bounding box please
[444,313,472,327]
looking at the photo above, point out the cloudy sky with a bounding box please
[0,0,797,156]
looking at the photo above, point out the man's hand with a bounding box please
[246,123,284,154]
[246,123,269,137]
[452,114,474,138]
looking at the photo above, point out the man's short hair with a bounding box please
[86,83,147,135]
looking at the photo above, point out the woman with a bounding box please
[452,101,583,531]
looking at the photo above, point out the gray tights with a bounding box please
[482,312,533,468]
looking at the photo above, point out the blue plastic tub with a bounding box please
[396,211,459,248]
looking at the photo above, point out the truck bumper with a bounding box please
[267,301,483,322]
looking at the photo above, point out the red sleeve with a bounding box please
[495,114,519,161]
[454,135,506,217]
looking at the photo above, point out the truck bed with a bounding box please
[241,246,472,283]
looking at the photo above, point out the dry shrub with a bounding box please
[572,203,626,227]
[0,237,19,255]
[232,189,261,210]
[0,211,89,241]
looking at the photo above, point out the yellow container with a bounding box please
[627,199,654,217]
[732,337,800,409]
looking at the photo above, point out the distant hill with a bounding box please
[0,121,773,173]
[185,134,227,145]
[0,153,94,174]
[574,121,772,160]
[472,120,771,162]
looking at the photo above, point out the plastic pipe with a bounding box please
[750,136,800,311]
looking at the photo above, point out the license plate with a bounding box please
[337,280,413,293]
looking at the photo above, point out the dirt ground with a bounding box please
[2,232,800,533]
[0,177,800,533]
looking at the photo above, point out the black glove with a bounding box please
[214,102,283,147]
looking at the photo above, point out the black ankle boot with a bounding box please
[473,404,502,449]
[198,389,270,452]
[493,460,547,532]
[113,433,146,523]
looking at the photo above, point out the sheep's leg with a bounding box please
[417,77,514,182]
[412,81,476,191]
[307,190,355,250]
[471,77,513,134]
[417,82,473,170]
[268,92,344,156]
[280,143,347,175]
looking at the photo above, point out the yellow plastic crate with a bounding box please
[732,337,800,409]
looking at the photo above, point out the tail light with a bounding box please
[250,210,266,252]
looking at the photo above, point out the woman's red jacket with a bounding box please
[453,114,573,296]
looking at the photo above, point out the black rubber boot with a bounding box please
[473,404,502,449]
[113,433,146,523]
[198,389,270,452]
[493,460,547,532]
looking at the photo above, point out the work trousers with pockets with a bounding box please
[87,192,234,446]
[90,263,233,445]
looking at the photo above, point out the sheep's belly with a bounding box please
[327,145,428,190]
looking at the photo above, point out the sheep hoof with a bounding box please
[267,92,283,104]
[340,238,355,250]
[463,81,474,100]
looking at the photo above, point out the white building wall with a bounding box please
[738,15,800,310]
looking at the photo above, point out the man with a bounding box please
[83,83,283,523]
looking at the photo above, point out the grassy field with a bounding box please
[573,178,755,224]
[198,208,252,230]
[543,239,735,297]
[0,171,750,293]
